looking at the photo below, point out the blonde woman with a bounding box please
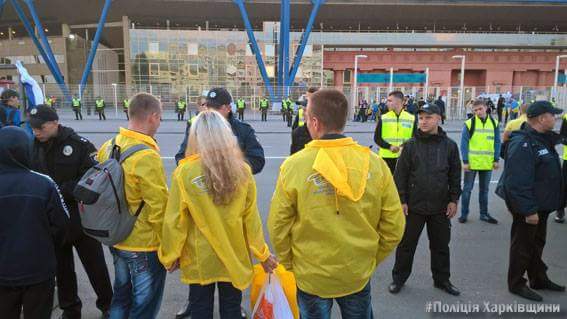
[159,110,277,319]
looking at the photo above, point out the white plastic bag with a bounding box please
[251,274,294,319]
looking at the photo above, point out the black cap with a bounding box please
[1,89,19,101]
[526,100,563,118]
[206,88,232,107]
[29,105,59,128]
[417,103,441,116]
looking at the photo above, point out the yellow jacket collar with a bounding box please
[178,154,200,166]
[306,137,356,148]
[119,127,160,151]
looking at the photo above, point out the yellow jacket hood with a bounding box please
[307,137,370,202]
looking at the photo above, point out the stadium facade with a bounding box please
[1,0,567,115]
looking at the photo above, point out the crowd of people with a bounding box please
[0,85,566,319]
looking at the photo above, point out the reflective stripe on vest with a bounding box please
[72,98,81,107]
[123,100,130,108]
[177,101,186,109]
[465,116,497,170]
[237,100,245,109]
[260,99,269,108]
[96,100,104,108]
[298,108,304,127]
[379,110,415,159]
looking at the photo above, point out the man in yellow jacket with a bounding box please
[97,93,169,319]
[268,89,405,318]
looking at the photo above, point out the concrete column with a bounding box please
[334,70,344,91]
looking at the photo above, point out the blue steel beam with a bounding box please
[287,0,324,88]
[23,0,69,100]
[282,0,290,96]
[233,0,276,102]
[277,0,286,100]
[0,0,6,18]
[9,0,68,96]
[79,0,112,96]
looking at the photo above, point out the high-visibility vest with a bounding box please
[72,98,81,107]
[177,100,187,110]
[379,110,415,159]
[465,116,497,170]
[260,99,269,109]
[281,100,287,110]
[189,116,197,125]
[46,97,52,106]
[123,99,130,109]
[237,100,245,109]
[96,99,105,109]
[298,108,305,127]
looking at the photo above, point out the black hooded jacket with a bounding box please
[501,125,563,215]
[0,127,69,287]
[394,127,462,215]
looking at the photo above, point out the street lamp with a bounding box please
[452,55,466,115]
[553,55,567,101]
[352,54,367,115]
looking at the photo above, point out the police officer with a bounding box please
[123,97,130,120]
[281,97,288,122]
[259,97,269,121]
[236,98,246,121]
[555,112,567,223]
[290,87,319,155]
[285,97,293,127]
[176,97,187,121]
[95,97,106,120]
[389,103,462,296]
[28,105,113,318]
[501,101,565,302]
[174,88,265,319]
[459,99,500,224]
[374,90,417,173]
[72,95,83,120]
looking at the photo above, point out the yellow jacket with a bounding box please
[158,154,271,290]
[268,137,405,298]
[97,128,169,252]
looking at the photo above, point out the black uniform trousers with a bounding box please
[508,211,550,291]
[0,278,55,319]
[238,109,244,121]
[392,213,451,285]
[261,109,267,121]
[124,109,129,120]
[73,109,83,120]
[177,110,185,121]
[96,109,106,120]
[383,157,398,175]
[56,233,113,318]
[286,110,293,127]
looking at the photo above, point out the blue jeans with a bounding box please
[461,170,492,218]
[297,282,373,319]
[109,248,166,319]
[189,282,242,319]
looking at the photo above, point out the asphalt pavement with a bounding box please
[48,110,567,318]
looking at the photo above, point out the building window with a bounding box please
[344,69,352,84]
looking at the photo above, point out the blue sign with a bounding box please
[559,73,566,85]
[357,73,427,84]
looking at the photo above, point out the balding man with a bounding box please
[97,93,169,318]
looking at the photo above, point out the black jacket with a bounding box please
[394,127,462,215]
[0,126,69,287]
[501,125,563,215]
[290,125,312,155]
[175,112,265,174]
[30,125,97,243]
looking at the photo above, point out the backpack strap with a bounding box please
[119,144,150,164]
